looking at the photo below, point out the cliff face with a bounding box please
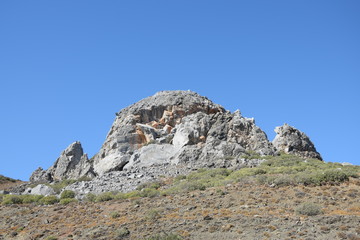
[30,90,322,193]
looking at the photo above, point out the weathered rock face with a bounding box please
[92,91,276,175]
[273,123,322,160]
[30,142,95,182]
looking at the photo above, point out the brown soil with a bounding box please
[1,179,360,240]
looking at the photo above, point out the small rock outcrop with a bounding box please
[30,142,95,183]
[273,123,322,160]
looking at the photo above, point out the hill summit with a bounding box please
[30,90,322,194]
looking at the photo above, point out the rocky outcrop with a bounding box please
[30,142,95,183]
[92,91,276,175]
[273,123,322,160]
[29,90,323,196]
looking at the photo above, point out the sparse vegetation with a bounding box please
[110,211,120,219]
[2,195,23,205]
[0,175,17,184]
[59,198,77,205]
[47,179,77,194]
[45,236,58,240]
[60,190,75,199]
[22,195,44,204]
[95,192,115,202]
[146,208,162,220]
[296,202,323,216]
[85,193,97,202]
[2,154,359,210]
[146,233,182,240]
[39,195,59,205]
[116,227,130,238]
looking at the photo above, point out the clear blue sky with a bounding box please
[1,1,359,180]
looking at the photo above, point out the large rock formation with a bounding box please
[273,123,322,160]
[30,142,95,183]
[92,90,276,175]
[30,90,323,195]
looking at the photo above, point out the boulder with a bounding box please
[272,123,322,160]
[25,184,55,196]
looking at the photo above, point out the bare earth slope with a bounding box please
[1,179,360,240]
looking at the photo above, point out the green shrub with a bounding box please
[322,169,349,182]
[139,188,160,198]
[95,192,115,202]
[2,195,23,204]
[146,233,182,240]
[22,195,43,204]
[60,190,75,199]
[296,202,323,216]
[174,175,186,181]
[48,180,76,194]
[116,227,130,238]
[45,236,58,240]
[146,209,161,220]
[136,181,162,190]
[40,196,59,205]
[59,198,77,205]
[110,211,120,219]
[85,193,97,202]
[115,191,141,200]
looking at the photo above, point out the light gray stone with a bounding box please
[124,144,177,169]
[26,184,55,196]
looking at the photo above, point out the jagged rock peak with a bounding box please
[30,141,95,183]
[273,123,322,160]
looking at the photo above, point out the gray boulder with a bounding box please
[272,123,322,160]
[25,184,55,196]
